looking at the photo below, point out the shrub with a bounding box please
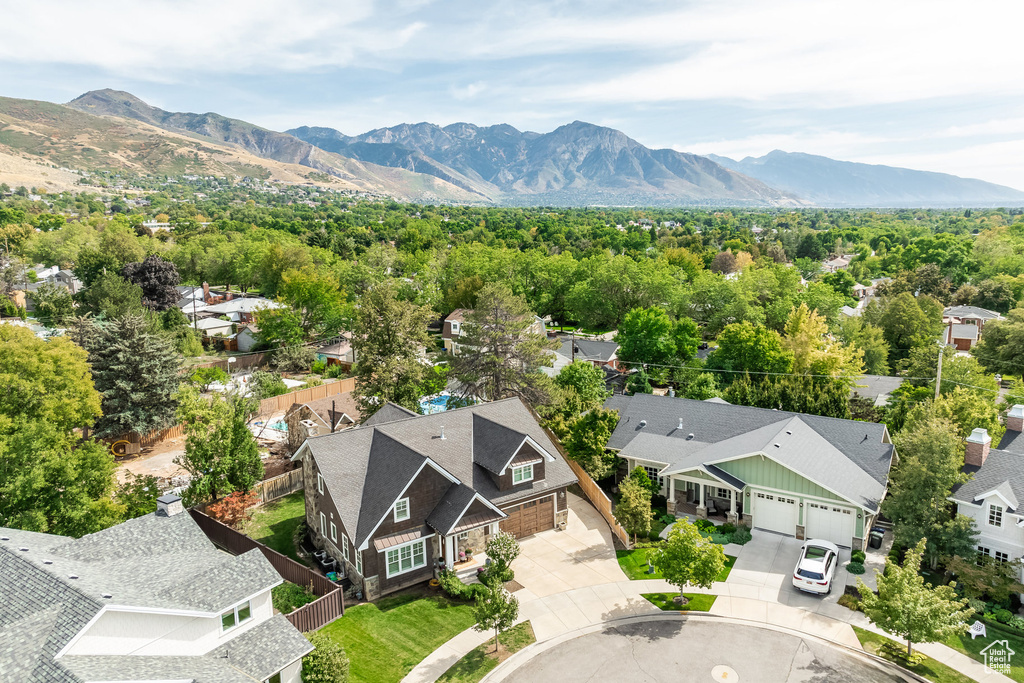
[438,569,490,601]
[1008,616,1024,632]
[302,629,350,683]
[324,363,346,379]
[851,549,866,563]
[304,376,324,388]
[719,523,736,535]
[847,561,865,575]
[311,359,327,375]
[837,593,860,611]
[694,519,716,532]
[205,491,259,528]
[274,345,316,373]
[249,370,288,399]
[649,531,663,542]
[634,540,667,549]
[709,533,732,545]
[994,609,1014,624]
[730,527,752,545]
[660,514,676,525]
[273,582,317,614]
[968,598,986,615]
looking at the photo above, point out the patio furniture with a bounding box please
[706,499,718,516]
[969,621,987,639]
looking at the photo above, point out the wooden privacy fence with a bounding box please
[188,508,344,631]
[564,458,631,548]
[110,378,358,448]
[253,469,304,505]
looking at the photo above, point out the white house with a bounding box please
[194,316,235,337]
[0,494,312,682]
[237,324,261,352]
[951,406,1024,576]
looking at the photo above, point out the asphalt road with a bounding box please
[503,619,912,683]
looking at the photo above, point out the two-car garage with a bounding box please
[751,491,857,548]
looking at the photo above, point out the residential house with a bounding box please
[237,324,260,352]
[0,495,312,682]
[822,256,851,273]
[285,393,361,453]
[604,393,896,549]
[950,406,1024,577]
[194,317,235,338]
[442,309,546,355]
[205,296,283,324]
[17,266,85,312]
[544,336,622,378]
[292,398,577,599]
[316,336,356,370]
[943,305,1004,350]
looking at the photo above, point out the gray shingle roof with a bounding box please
[944,305,1003,320]
[952,449,1024,512]
[0,511,293,682]
[426,485,479,536]
[473,413,528,474]
[558,338,619,363]
[998,429,1024,453]
[208,613,313,680]
[305,398,577,549]
[605,394,894,512]
[363,402,418,426]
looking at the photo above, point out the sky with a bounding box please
[2,0,1023,188]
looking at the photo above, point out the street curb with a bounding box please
[482,611,930,683]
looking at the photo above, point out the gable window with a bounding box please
[317,473,324,495]
[989,505,1004,528]
[386,539,426,578]
[221,600,252,631]
[342,534,350,562]
[394,498,410,522]
[330,521,337,543]
[512,464,534,484]
[320,512,327,536]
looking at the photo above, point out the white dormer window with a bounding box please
[512,464,534,484]
[317,473,324,495]
[394,498,410,522]
[989,504,1004,528]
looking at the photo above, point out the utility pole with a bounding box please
[935,344,945,400]
[571,329,575,362]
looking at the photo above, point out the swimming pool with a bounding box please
[419,393,451,414]
[254,419,289,432]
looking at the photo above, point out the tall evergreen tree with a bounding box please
[452,283,559,405]
[87,315,180,437]
[351,280,432,417]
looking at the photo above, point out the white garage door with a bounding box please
[805,502,856,547]
[752,491,798,536]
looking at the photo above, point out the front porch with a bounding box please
[672,501,731,524]
[666,475,744,524]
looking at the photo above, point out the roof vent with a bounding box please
[687,433,694,440]
[0,536,8,541]
[440,426,446,440]
[639,420,647,428]
[101,593,112,599]
[43,559,53,565]
[19,547,28,552]
[68,574,79,580]
[678,418,684,430]
[773,443,780,448]
[785,430,792,435]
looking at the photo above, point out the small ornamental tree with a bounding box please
[484,530,521,583]
[206,491,260,529]
[615,469,654,544]
[857,539,971,659]
[302,630,350,683]
[654,519,727,606]
[945,554,1024,603]
[474,583,520,653]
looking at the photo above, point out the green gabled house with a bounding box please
[604,394,896,550]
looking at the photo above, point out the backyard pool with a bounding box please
[254,419,289,432]
[419,393,451,414]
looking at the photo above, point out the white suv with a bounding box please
[792,540,839,595]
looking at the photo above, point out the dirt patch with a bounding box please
[116,435,188,483]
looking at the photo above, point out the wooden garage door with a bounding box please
[500,497,555,539]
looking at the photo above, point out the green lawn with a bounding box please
[321,590,478,683]
[244,492,306,563]
[944,622,1024,682]
[437,622,536,683]
[852,626,973,683]
[616,548,736,582]
[642,593,717,612]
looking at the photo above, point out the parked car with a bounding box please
[792,539,839,594]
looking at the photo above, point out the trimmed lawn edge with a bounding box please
[852,626,974,683]
[641,592,717,612]
[617,549,735,582]
[437,622,536,683]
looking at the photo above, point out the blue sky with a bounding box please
[2,0,1023,188]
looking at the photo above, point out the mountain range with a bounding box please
[0,88,1020,207]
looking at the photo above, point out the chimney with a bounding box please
[156,494,184,517]
[965,428,992,467]
[300,419,319,438]
[1008,405,1024,433]
[202,281,210,303]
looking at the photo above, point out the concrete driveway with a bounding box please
[509,493,626,599]
[726,531,856,619]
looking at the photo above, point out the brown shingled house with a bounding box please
[284,393,361,453]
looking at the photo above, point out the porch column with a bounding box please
[444,535,455,570]
[666,476,677,515]
[696,484,707,520]
[727,490,739,525]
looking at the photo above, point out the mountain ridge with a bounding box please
[707,150,1024,207]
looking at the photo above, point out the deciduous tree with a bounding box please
[655,519,727,606]
[615,468,654,544]
[564,408,619,480]
[474,584,520,653]
[122,255,181,311]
